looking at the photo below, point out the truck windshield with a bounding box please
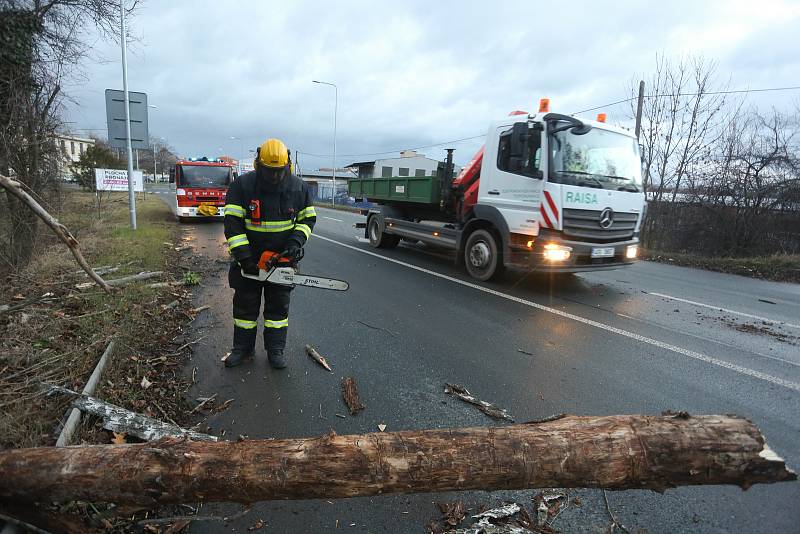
[549,128,642,190]
[180,165,230,188]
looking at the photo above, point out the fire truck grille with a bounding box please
[196,196,222,202]
[562,208,638,243]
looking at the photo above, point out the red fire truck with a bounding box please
[169,158,236,222]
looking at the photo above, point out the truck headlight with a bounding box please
[626,245,638,259]
[543,243,571,262]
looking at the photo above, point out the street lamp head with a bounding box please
[148,104,158,109]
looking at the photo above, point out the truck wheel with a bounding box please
[464,229,503,281]
[368,216,399,249]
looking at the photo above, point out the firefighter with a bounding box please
[223,138,316,368]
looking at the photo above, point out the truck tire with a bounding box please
[464,229,503,281]
[368,216,399,249]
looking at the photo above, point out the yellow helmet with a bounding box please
[255,138,289,169]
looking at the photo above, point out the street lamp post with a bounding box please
[313,80,337,205]
[120,0,136,229]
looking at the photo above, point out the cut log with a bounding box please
[0,174,112,293]
[46,385,217,442]
[0,414,794,506]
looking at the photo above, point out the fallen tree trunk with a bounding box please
[0,415,793,506]
[0,174,112,293]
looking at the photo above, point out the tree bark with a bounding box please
[0,174,112,292]
[0,415,794,506]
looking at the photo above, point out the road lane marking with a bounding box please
[313,234,800,393]
[649,292,800,330]
[323,216,344,222]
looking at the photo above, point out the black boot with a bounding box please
[267,348,287,369]
[225,347,254,368]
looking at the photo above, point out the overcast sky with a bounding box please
[64,0,800,167]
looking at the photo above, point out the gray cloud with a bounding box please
[65,0,800,166]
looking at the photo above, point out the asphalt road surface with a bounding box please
[149,185,800,533]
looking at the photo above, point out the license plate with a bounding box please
[591,247,615,258]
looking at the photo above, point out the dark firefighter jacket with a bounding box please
[223,171,316,264]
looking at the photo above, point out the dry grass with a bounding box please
[643,250,800,283]
[0,190,193,449]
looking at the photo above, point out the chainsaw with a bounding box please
[241,250,349,291]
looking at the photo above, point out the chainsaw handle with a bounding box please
[282,247,304,264]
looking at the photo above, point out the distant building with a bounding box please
[347,150,461,180]
[55,134,95,178]
[296,168,354,201]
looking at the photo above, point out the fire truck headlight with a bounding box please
[543,243,571,262]
[176,188,186,196]
[626,245,638,259]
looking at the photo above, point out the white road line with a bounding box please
[649,292,800,330]
[323,216,344,222]
[313,234,800,393]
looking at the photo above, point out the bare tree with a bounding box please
[0,0,128,269]
[631,55,728,201]
[698,107,800,255]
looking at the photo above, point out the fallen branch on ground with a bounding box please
[107,271,164,286]
[45,384,217,442]
[76,271,164,289]
[0,174,112,293]
[445,383,514,422]
[0,292,55,315]
[341,377,365,415]
[190,394,217,414]
[305,344,333,372]
[0,414,793,506]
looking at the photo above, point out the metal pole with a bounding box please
[313,80,338,205]
[635,80,645,140]
[332,84,337,206]
[120,0,136,229]
[153,143,157,181]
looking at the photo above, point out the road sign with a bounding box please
[105,89,149,150]
[95,168,144,192]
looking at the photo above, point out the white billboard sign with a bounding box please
[95,168,144,192]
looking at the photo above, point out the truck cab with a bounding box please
[476,111,645,274]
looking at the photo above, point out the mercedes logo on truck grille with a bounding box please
[599,208,614,229]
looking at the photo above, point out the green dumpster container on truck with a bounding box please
[348,174,444,206]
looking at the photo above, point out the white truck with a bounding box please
[348,100,647,281]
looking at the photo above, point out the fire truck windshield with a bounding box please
[180,165,231,188]
[549,128,642,190]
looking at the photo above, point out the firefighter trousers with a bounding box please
[232,282,292,353]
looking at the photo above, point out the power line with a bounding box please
[299,84,799,161]
[297,134,485,160]
[572,84,800,114]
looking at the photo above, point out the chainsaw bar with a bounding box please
[242,267,349,291]
[287,273,349,291]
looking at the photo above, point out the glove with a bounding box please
[239,256,259,276]
[284,241,303,262]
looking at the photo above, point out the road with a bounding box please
[149,184,800,533]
